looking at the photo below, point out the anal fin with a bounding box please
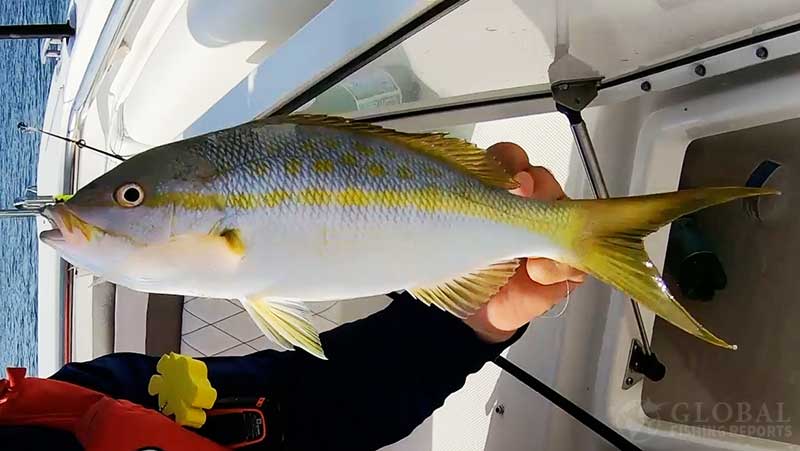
[243,298,327,359]
[409,259,520,318]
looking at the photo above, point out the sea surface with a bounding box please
[0,0,68,374]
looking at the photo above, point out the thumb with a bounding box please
[510,171,535,198]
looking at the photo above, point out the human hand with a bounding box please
[463,143,586,343]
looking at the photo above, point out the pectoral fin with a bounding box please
[243,298,326,359]
[409,259,520,318]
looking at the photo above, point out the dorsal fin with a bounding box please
[269,114,519,190]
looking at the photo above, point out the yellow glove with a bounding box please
[148,352,218,428]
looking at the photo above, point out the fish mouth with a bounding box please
[40,204,95,246]
[40,228,65,244]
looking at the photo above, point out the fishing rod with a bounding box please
[494,356,641,450]
[17,121,126,162]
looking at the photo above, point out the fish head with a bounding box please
[39,142,222,277]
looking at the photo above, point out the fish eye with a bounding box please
[115,183,145,208]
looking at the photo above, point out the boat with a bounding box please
[7,0,800,449]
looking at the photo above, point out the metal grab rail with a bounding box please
[0,210,41,218]
[0,188,59,218]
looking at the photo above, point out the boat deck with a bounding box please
[179,297,390,357]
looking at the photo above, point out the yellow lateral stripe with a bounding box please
[147,188,574,235]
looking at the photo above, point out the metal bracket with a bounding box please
[551,78,602,112]
[548,40,603,112]
[622,339,646,390]
[622,339,667,390]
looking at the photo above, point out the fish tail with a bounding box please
[559,186,779,349]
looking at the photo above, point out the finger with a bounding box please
[492,274,577,324]
[487,142,530,174]
[510,171,534,197]
[526,258,586,285]
[525,166,567,201]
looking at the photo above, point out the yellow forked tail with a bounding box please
[564,186,779,349]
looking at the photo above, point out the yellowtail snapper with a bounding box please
[40,115,778,358]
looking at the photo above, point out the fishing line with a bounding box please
[17,122,127,162]
[540,279,571,319]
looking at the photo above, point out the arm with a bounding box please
[268,292,526,451]
[51,293,522,450]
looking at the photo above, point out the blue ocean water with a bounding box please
[0,0,68,374]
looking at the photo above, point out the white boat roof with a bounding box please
[186,0,800,136]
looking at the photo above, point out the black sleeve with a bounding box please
[270,292,527,451]
[52,293,526,451]
[0,426,84,451]
[50,351,162,409]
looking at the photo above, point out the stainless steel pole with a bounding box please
[0,210,40,218]
[569,120,652,356]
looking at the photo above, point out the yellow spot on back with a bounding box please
[281,114,518,190]
[313,159,335,173]
[220,228,246,256]
[397,165,414,180]
[323,138,340,149]
[341,153,358,166]
[285,159,302,176]
[252,162,269,177]
[353,142,375,156]
[367,163,386,177]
